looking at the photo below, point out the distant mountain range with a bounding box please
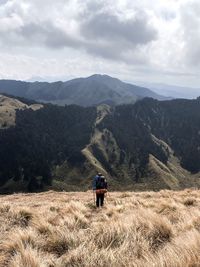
[0,94,200,193]
[134,81,200,99]
[0,74,166,106]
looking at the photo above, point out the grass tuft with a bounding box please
[0,190,200,266]
[183,198,197,206]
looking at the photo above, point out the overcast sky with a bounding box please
[0,0,200,87]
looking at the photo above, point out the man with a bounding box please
[93,172,107,207]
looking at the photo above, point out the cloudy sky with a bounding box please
[0,0,200,87]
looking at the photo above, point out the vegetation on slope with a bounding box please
[0,75,165,107]
[0,94,43,129]
[0,104,96,192]
[1,190,200,266]
[0,96,200,193]
[99,98,200,180]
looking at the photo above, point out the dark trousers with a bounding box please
[96,193,105,207]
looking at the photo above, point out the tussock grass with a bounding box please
[183,197,197,206]
[1,190,200,266]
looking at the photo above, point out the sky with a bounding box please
[0,0,200,88]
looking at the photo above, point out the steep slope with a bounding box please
[0,94,43,128]
[80,98,200,190]
[0,96,200,193]
[0,99,96,193]
[0,75,165,107]
[95,98,200,189]
[82,105,111,177]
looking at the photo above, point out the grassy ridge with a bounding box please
[1,190,200,266]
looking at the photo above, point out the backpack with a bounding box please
[96,176,106,190]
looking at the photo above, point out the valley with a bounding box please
[0,95,200,193]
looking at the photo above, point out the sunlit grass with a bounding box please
[1,189,200,266]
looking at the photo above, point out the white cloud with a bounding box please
[179,1,200,66]
[0,0,199,87]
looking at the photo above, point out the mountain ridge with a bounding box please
[0,95,200,193]
[134,81,200,99]
[0,74,166,107]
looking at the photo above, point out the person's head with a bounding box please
[97,172,102,177]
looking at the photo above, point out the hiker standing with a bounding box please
[93,173,107,207]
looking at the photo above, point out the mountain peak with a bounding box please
[87,74,118,81]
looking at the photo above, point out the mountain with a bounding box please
[0,75,165,107]
[134,81,200,99]
[0,95,200,193]
[0,94,43,129]
[97,98,200,190]
[0,95,96,192]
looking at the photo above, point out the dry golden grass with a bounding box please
[1,189,200,266]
